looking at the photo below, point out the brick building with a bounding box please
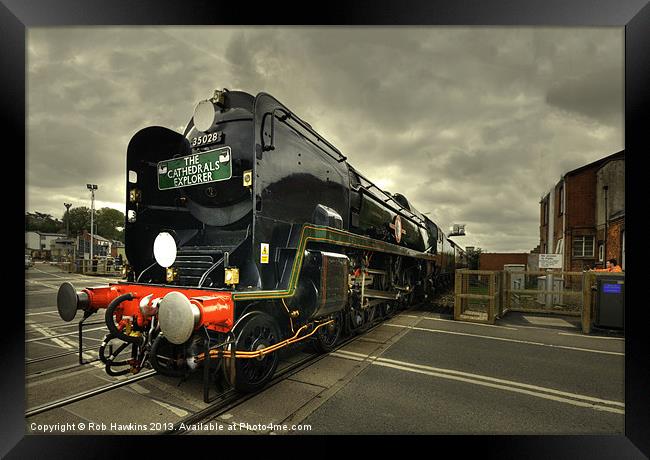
[596,155,625,269]
[479,253,529,271]
[539,150,624,272]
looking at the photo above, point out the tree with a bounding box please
[95,207,125,242]
[25,212,64,233]
[67,207,91,236]
[466,247,483,270]
[64,206,125,242]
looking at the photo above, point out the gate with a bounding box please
[454,269,502,324]
[454,269,623,333]
[502,270,583,317]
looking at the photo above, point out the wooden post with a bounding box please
[581,271,593,334]
[487,272,495,324]
[454,270,462,320]
[505,271,511,312]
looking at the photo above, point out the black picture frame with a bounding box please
[5,0,648,457]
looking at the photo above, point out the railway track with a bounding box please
[163,315,392,434]
[24,311,389,428]
[25,294,445,432]
[25,370,157,418]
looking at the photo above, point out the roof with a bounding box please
[564,150,624,178]
[26,231,67,237]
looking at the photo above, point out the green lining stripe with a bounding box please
[232,224,434,301]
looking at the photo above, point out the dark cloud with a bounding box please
[27,27,623,253]
[546,65,623,123]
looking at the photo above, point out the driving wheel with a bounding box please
[227,311,280,393]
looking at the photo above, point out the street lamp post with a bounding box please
[86,184,98,265]
[64,203,72,237]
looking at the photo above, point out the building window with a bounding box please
[555,238,563,254]
[558,185,564,215]
[598,244,604,262]
[573,236,595,258]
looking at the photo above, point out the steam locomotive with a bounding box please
[57,89,465,395]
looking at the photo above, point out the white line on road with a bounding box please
[373,360,624,414]
[26,310,60,316]
[331,350,624,414]
[151,399,189,417]
[25,279,60,290]
[27,323,73,350]
[558,332,625,341]
[25,326,107,343]
[401,314,518,330]
[26,338,74,350]
[384,323,624,356]
[26,360,103,386]
[31,267,68,278]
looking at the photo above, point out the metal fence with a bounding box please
[52,259,122,276]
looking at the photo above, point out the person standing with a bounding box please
[592,258,622,272]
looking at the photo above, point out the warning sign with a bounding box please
[260,243,269,264]
[539,254,562,269]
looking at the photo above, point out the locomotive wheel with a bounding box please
[364,305,377,327]
[313,311,343,353]
[348,307,366,334]
[150,335,190,378]
[381,301,397,318]
[229,311,280,393]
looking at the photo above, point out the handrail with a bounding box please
[261,108,347,163]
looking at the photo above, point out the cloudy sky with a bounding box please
[26,27,623,252]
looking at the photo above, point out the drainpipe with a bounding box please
[562,181,566,272]
[603,185,608,264]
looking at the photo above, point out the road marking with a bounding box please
[25,279,60,290]
[151,399,189,417]
[498,322,578,332]
[129,383,151,395]
[373,361,624,414]
[26,338,74,350]
[26,362,101,387]
[25,326,106,343]
[331,350,624,414]
[558,332,625,341]
[27,323,73,349]
[25,290,58,295]
[26,310,60,316]
[404,315,518,330]
[384,323,624,356]
[31,267,68,278]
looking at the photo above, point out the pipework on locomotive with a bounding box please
[57,88,466,395]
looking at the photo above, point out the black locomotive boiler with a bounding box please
[56,89,465,394]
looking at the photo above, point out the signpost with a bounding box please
[538,254,562,307]
[538,254,562,269]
